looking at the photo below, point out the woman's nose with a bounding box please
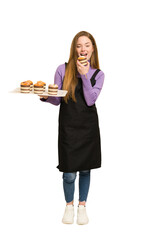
[81,46,86,51]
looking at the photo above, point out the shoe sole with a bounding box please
[76,220,89,225]
[62,220,74,224]
[62,215,74,224]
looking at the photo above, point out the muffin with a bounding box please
[26,80,33,91]
[77,56,88,66]
[48,84,58,95]
[34,82,45,94]
[20,81,31,93]
[37,81,46,90]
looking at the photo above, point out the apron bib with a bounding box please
[57,63,101,172]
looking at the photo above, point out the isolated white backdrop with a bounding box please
[0,0,160,239]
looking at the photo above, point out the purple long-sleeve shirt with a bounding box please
[41,63,104,106]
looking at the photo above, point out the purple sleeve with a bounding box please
[80,70,105,106]
[40,64,65,105]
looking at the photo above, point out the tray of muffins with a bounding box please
[11,80,68,97]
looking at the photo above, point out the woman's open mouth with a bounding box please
[80,53,88,57]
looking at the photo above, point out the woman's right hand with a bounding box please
[38,95,48,100]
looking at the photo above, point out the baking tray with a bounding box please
[10,88,68,97]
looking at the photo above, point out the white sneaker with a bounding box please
[77,205,89,225]
[62,205,74,224]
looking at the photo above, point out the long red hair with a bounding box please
[62,31,100,103]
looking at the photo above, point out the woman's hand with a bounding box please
[38,95,48,100]
[76,59,90,76]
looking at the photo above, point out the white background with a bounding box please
[0,0,160,239]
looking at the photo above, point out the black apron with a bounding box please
[57,63,101,172]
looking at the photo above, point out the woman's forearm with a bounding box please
[40,64,64,106]
[81,71,104,106]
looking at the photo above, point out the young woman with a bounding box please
[39,31,105,225]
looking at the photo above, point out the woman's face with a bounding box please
[76,36,94,61]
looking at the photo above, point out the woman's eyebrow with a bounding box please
[77,42,90,46]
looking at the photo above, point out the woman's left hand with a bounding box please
[76,59,90,75]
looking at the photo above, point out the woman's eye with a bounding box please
[86,45,90,47]
[76,46,81,48]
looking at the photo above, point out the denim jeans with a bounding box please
[62,170,91,203]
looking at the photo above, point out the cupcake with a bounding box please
[48,84,58,95]
[20,81,31,93]
[26,80,33,91]
[37,81,46,90]
[34,82,45,94]
[77,56,88,66]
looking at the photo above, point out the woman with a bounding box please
[40,31,105,225]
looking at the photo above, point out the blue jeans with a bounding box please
[62,170,91,203]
